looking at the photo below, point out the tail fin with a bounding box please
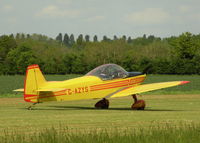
[24,64,46,103]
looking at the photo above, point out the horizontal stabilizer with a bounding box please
[111,81,190,98]
[13,88,24,92]
[37,88,66,92]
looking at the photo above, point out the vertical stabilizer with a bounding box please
[24,64,46,103]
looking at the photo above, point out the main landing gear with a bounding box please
[95,98,109,109]
[94,95,145,110]
[131,94,146,110]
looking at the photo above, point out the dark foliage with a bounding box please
[0,32,200,75]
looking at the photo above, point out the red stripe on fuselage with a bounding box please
[90,84,129,91]
[91,80,129,88]
[90,77,145,91]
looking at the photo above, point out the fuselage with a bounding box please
[33,74,146,103]
[23,64,146,103]
[18,64,189,105]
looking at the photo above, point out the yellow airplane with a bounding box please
[14,64,189,110]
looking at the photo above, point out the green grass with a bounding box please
[0,95,200,133]
[1,123,200,143]
[0,74,199,96]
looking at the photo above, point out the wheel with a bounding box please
[27,106,32,110]
[131,100,146,110]
[95,98,109,109]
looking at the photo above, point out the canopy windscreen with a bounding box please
[86,64,128,80]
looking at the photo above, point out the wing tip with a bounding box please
[13,88,24,92]
[27,64,39,70]
[179,81,190,85]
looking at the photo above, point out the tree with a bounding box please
[85,35,90,42]
[9,34,14,39]
[103,35,110,42]
[55,33,62,42]
[0,35,17,74]
[113,35,118,40]
[148,35,155,41]
[27,34,30,39]
[42,57,58,74]
[76,34,84,45]
[169,32,199,74]
[6,43,39,74]
[63,33,70,46]
[16,33,20,40]
[143,34,146,39]
[93,35,98,42]
[172,32,198,60]
[139,57,154,74]
[127,37,132,43]
[63,53,85,74]
[69,34,75,46]
[122,35,126,41]
[21,33,25,39]
[0,35,17,62]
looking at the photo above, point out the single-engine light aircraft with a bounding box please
[14,64,189,110]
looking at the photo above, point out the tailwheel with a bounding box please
[95,98,109,109]
[131,94,146,110]
[27,103,37,110]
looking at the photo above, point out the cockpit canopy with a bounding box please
[86,64,129,80]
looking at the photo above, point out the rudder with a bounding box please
[24,64,46,103]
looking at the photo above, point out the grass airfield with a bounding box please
[1,94,200,133]
[0,75,200,142]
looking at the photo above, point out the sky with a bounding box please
[0,0,200,39]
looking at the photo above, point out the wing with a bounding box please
[13,88,24,92]
[110,81,190,98]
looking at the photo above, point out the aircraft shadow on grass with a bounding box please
[33,105,184,111]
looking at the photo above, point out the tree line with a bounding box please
[0,32,200,75]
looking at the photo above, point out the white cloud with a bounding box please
[124,8,170,25]
[86,15,105,22]
[35,5,80,18]
[2,5,13,12]
[55,0,72,5]
[179,5,190,13]
[190,13,200,22]
[6,17,17,24]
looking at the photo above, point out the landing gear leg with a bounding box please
[131,94,146,110]
[95,98,109,109]
[27,103,37,110]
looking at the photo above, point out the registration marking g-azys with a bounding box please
[66,87,89,95]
